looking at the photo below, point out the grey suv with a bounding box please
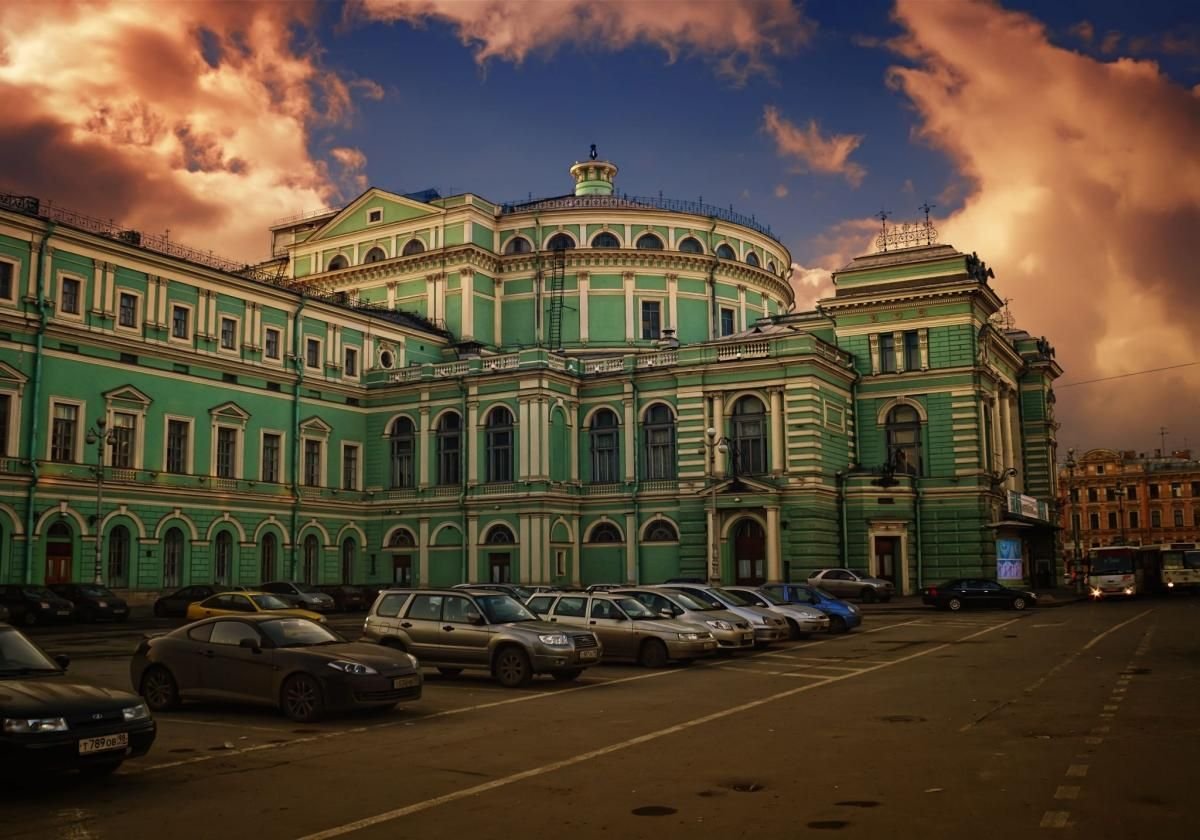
[362,588,602,687]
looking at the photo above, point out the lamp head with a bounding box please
[705,427,717,440]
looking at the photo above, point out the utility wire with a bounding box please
[1057,361,1197,388]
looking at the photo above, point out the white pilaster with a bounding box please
[418,518,430,586]
[770,388,784,474]
[418,407,430,487]
[103,264,115,315]
[738,284,747,331]
[493,279,503,345]
[578,272,590,343]
[766,506,781,582]
[623,388,635,481]
[519,514,530,583]
[625,512,637,583]
[623,271,635,343]
[467,515,479,583]
[518,399,530,479]
[91,263,103,312]
[667,273,678,330]
[461,268,475,339]
[467,403,479,484]
[711,392,725,478]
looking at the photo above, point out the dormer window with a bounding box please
[328,254,349,271]
[591,232,620,248]
[678,237,703,254]
[367,208,383,224]
[504,236,533,255]
[745,251,760,267]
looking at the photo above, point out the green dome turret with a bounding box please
[570,145,617,196]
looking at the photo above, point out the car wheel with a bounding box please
[493,646,532,688]
[551,669,583,682]
[948,597,963,612]
[785,618,803,641]
[861,588,877,604]
[79,761,123,778]
[639,638,670,668]
[829,615,848,634]
[1012,596,1028,611]
[141,667,180,712]
[281,673,324,722]
[436,667,463,677]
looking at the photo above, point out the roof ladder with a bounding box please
[546,248,567,352]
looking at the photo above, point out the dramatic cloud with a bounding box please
[884,0,1200,450]
[788,264,833,312]
[0,1,373,263]
[351,0,814,82]
[762,106,867,187]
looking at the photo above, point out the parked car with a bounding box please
[1,622,155,775]
[525,592,716,666]
[656,584,788,646]
[48,584,129,623]
[760,582,862,633]
[663,577,707,584]
[722,586,831,639]
[807,568,895,603]
[185,592,327,623]
[452,582,534,601]
[132,615,421,722]
[362,588,602,687]
[0,585,75,627]
[258,581,337,612]
[583,583,626,593]
[317,585,369,612]
[922,579,1037,611]
[153,585,245,618]
[0,605,8,623]
[611,588,756,650]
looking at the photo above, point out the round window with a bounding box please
[379,350,394,369]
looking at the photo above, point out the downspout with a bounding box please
[23,223,55,584]
[836,470,848,567]
[459,377,468,583]
[913,478,923,593]
[290,297,306,580]
[706,219,718,339]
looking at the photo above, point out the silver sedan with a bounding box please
[724,586,831,639]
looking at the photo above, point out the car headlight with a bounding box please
[405,653,420,669]
[848,605,859,614]
[3,717,68,734]
[677,632,712,641]
[328,660,378,675]
[39,601,49,609]
[97,600,108,609]
[706,620,733,631]
[122,703,150,722]
[538,633,570,646]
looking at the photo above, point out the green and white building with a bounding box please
[0,155,1063,598]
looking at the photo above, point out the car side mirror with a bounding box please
[54,654,70,670]
[659,609,675,619]
[466,611,484,625]
[238,638,262,653]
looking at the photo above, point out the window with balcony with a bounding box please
[437,412,461,485]
[261,433,281,483]
[164,419,188,474]
[342,444,359,491]
[642,403,676,480]
[303,439,322,486]
[110,412,136,468]
[215,427,238,478]
[51,403,78,462]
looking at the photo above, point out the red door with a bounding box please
[734,520,766,585]
[874,537,899,585]
[45,524,73,584]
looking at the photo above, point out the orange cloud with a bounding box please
[886,0,1200,449]
[0,1,373,263]
[762,106,867,187]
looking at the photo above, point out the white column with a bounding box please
[977,396,989,470]
[578,272,589,344]
[706,506,719,581]
[418,407,430,487]
[711,392,725,478]
[27,239,41,301]
[999,389,1013,486]
[103,264,115,315]
[40,244,52,298]
[991,395,1004,474]
[466,403,479,484]
[625,512,637,583]
[766,506,781,582]
[425,273,437,322]
[518,399,530,479]
[493,279,503,345]
[386,282,396,310]
[738,284,747,331]
[461,268,475,339]
[243,303,254,347]
[623,272,635,342]
[326,323,336,365]
[466,515,478,583]
[145,277,157,328]
[91,263,104,312]
[770,388,784,474]
[1009,392,1023,489]
[623,389,636,481]
[667,273,678,331]
[158,279,169,326]
[519,514,531,583]
[418,518,430,586]
[208,291,217,340]
[530,398,543,478]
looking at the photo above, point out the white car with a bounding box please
[724,586,831,638]
[655,584,789,646]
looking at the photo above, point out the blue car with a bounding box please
[760,583,862,633]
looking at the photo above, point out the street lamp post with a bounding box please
[1065,448,1083,592]
[85,418,116,586]
[1115,483,1127,544]
[704,428,730,585]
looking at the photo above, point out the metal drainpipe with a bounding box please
[289,297,306,581]
[533,214,542,348]
[836,470,848,567]
[23,223,54,584]
[706,219,718,339]
[459,377,468,583]
[913,479,923,593]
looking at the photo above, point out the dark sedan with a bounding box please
[1,623,155,776]
[152,585,244,618]
[131,615,422,722]
[317,584,369,612]
[49,584,129,623]
[922,579,1037,611]
[0,585,75,626]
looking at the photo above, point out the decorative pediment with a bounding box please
[299,416,333,436]
[308,188,442,243]
[0,361,28,389]
[209,401,251,422]
[694,475,779,497]
[103,384,152,406]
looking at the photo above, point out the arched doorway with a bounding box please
[483,524,516,583]
[45,522,73,584]
[388,528,415,585]
[260,533,278,582]
[733,519,766,585]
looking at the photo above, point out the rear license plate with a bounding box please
[392,676,420,689]
[79,733,128,754]
[578,649,599,660]
[742,633,754,643]
[57,610,70,616]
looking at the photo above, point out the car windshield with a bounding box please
[509,586,533,600]
[259,618,343,647]
[252,594,295,610]
[0,628,60,673]
[672,589,723,610]
[615,597,656,619]
[476,594,537,624]
[294,583,320,594]
[1186,551,1200,570]
[709,588,752,606]
[748,589,786,606]
[21,586,56,599]
[1089,554,1134,575]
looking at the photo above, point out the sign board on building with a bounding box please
[1007,491,1048,522]
[996,538,1024,581]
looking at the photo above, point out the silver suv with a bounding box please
[362,588,601,687]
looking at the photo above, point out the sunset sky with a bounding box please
[1,0,1197,454]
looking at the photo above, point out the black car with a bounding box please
[0,585,76,626]
[48,584,129,623]
[317,585,368,612]
[0,623,156,776]
[922,579,1037,611]
[152,585,243,618]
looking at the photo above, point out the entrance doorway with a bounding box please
[45,522,73,584]
[488,553,512,583]
[874,536,899,585]
[391,555,412,586]
[733,519,765,585]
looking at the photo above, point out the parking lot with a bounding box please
[5,599,1199,840]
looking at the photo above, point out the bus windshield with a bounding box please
[1089,553,1134,575]
[1161,551,1186,570]
[1185,551,1200,570]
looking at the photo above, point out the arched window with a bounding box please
[303,534,319,584]
[731,396,767,475]
[588,522,623,543]
[49,522,71,539]
[678,236,703,254]
[504,236,532,255]
[108,525,130,588]
[745,251,760,267]
[260,532,277,582]
[546,233,575,251]
[214,531,233,586]
[886,405,923,475]
[389,417,415,488]
[642,403,676,480]
[636,233,664,250]
[363,247,387,263]
[644,521,678,542]
[388,528,416,547]
[589,409,620,484]
[485,525,516,544]
[715,243,736,260]
[591,232,620,249]
[436,412,461,485]
[401,239,425,256]
[767,261,777,274]
[163,527,183,588]
[341,538,356,584]
[485,406,514,483]
[327,254,349,271]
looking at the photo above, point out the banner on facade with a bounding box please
[996,538,1024,580]
[1007,491,1048,522]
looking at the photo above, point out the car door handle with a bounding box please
[400,622,412,629]
[549,618,557,622]
[589,620,597,625]
[442,625,455,631]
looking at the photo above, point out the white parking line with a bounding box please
[296,618,1021,840]
[161,718,293,734]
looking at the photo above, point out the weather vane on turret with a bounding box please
[589,144,598,161]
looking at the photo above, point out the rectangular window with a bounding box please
[303,440,322,486]
[1174,509,1185,527]
[1126,485,1138,501]
[216,427,237,478]
[166,420,189,474]
[903,330,920,371]
[1150,484,1160,500]
[1087,487,1098,503]
[640,301,661,340]
[367,209,383,223]
[879,333,896,373]
[342,444,358,490]
[1107,511,1117,529]
[1192,481,1200,497]
[172,305,190,339]
[262,433,281,483]
[306,338,320,369]
[344,346,358,377]
[264,328,281,360]
[110,412,136,468]
[1171,483,1182,498]
[1095,465,1105,475]
[0,261,13,300]
[118,292,138,328]
[1105,486,1116,502]
[0,393,9,456]
[1129,510,1139,529]
[720,308,735,337]
[1089,512,1100,530]
[51,403,78,462]
[1194,509,1200,527]
[60,277,81,314]
[555,550,566,577]
[1151,509,1162,528]
[1068,487,1079,503]
[220,317,237,350]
